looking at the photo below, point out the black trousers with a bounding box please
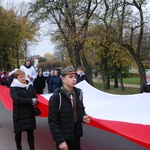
[56,138,81,150]
[15,129,34,150]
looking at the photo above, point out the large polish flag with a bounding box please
[0,81,150,149]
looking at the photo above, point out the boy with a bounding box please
[48,66,90,150]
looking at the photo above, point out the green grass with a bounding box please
[110,77,140,85]
[93,82,140,95]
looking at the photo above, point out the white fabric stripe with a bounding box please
[40,81,150,125]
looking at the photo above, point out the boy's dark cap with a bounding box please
[61,66,76,76]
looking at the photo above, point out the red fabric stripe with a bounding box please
[0,85,12,110]
[89,118,150,149]
[36,94,49,117]
[0,85,49,117]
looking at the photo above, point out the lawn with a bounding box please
[110,77,140,85]
[93,81,140,95]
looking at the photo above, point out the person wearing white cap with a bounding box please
[20,58,37,85]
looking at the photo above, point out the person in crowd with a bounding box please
[10,70,38,150]
[76,66,89,84]
[49,69,62,93]
[20,58,37,85]
[94,69,98,77]
[0,71,2,84]
[1,71,10,86]
[140,71,150,93]
[46,70,53,93]
[7,69,18,87]
[1,71,8,86]
[33,70,45,94]
[48,66,90,150]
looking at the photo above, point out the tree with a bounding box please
[38,57,47,63]
[44,53,53,61]
[117,0,148,87]
[89,0,149,90]
[27,0,150,89]
[37,59,62,71]
[28,0,101,85]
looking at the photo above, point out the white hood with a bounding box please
[10,78,30,89]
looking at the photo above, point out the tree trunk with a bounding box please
[16,43,20,69]
[99,55,107,90]
[104,58,110,89]
[114,65,118,88]
[75,43,82,67]
[100,71,107,90]
[118,67,124,92]
[81,53,93,85]
[106,74,110,89]
[122,44,146,87]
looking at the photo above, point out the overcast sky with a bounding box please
[27,7,55,57]
[29,33,55,57]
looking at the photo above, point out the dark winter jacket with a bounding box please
[49,76,62,93]
[7,75,14,87]
[10,79,37,133]
[1,72,7,86]
[46,75,51,85]
[33,75,45,94]
[140,82,150,93]
[46,75,52,93]
[76,73,89,84]
[48,87,86,146]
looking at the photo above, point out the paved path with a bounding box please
[0,99,148,150]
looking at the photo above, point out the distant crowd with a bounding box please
[0,58,89,95]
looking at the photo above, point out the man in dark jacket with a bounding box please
[49,69,62,93]
[48,66,90,150]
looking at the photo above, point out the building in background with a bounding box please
[29,55,41,68]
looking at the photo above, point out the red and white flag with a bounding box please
[0,81,150,149]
